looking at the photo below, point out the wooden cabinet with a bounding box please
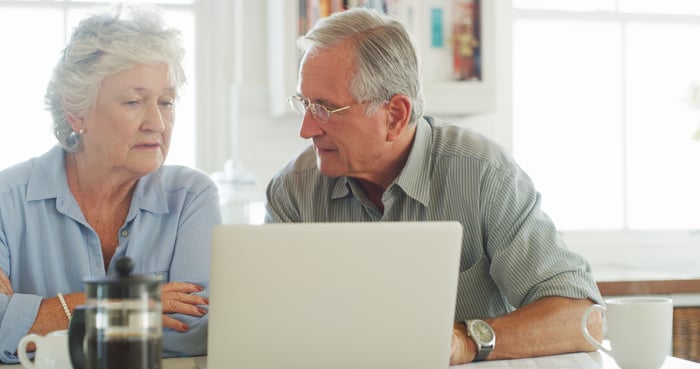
[267,0,495,117]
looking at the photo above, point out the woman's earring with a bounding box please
[65,130,81,150]
[79,128,85,135]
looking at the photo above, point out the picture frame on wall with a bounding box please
[267,0,495,117]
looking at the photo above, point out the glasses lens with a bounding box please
[288,96,307,116]
[309,104,329,123]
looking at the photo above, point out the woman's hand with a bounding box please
[0,269,13,295]
[161,281,208,332]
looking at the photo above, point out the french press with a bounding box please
[69,257,163,369]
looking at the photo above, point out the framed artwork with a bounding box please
[267,0,495,117]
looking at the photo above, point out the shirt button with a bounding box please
[121,230,129,237]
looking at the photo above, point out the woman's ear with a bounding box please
[66,111,85,133]
[386,94,412,141]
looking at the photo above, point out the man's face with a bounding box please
[296,45,392,180]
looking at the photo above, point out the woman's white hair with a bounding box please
[46,4,186,152]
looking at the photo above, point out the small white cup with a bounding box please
[581,297,673,369]
[18,329,72,369]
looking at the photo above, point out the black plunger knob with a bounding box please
[115,257,134,277]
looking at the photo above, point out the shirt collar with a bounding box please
[26,145,68,202]
[392,117,432,206]
[26,145,168,215]
[329,117,434,207]
[131,169,168,215]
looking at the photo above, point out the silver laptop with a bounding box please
[206,221,463,369]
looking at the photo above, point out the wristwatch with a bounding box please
[465,319,496,362]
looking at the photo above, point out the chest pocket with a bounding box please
[454,255,511,321]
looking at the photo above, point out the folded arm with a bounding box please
[450,296,603,364]
[0,269,11,295]
[0,293,42,363]
[161,281,208,332]
[28,292,85,335]
[159,182,220,356]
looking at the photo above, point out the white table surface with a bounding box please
[2,352,699,368]
[173,353,700,369]
[166,352,700,369]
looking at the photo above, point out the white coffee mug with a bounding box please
[18,329,72,369]
[581,297,673,369]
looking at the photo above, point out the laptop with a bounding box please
[205,221,463,369]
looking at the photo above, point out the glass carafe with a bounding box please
[69,257,163,369]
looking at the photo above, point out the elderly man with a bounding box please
[265,7,603,365]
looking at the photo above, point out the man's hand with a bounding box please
[450,322,476,365]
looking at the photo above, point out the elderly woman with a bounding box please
[0,5,220,363]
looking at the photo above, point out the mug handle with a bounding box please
[581,304,611,355]
[68,306,87,369]
[17,334,39,369]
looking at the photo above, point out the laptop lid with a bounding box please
[207,221,463,369]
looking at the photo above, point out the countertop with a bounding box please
[593,262,700,306]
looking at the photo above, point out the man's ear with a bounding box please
[386,94,412,141]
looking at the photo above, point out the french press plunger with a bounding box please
[69,257,163,369]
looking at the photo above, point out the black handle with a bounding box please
[68,306,87,369]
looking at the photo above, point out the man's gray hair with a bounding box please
[298,7,424,124]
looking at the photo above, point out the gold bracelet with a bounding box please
[57,293,72,321]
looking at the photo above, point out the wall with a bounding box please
[228,1,513,195]
[226,2,700,269]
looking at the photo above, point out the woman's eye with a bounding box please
[125,100,141,106]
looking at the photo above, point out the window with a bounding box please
[512,1,700,235]
[0,1,196,170]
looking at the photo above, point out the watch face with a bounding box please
[472,320,494,342]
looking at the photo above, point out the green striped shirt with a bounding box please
[266,116,602,320]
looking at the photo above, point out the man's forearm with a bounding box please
[451,296,603,364]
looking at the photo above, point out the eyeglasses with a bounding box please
[287,94,371,124]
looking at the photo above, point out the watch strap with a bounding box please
[473,343,493,362]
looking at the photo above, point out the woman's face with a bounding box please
[78,63,176,177]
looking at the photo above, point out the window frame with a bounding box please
[508,4,700,262]
[0,0,236,174]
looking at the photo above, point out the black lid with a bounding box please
[83,257,163,299]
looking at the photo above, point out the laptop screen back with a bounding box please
[207,221,463,369]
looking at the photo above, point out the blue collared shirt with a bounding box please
[0,145,221,363]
